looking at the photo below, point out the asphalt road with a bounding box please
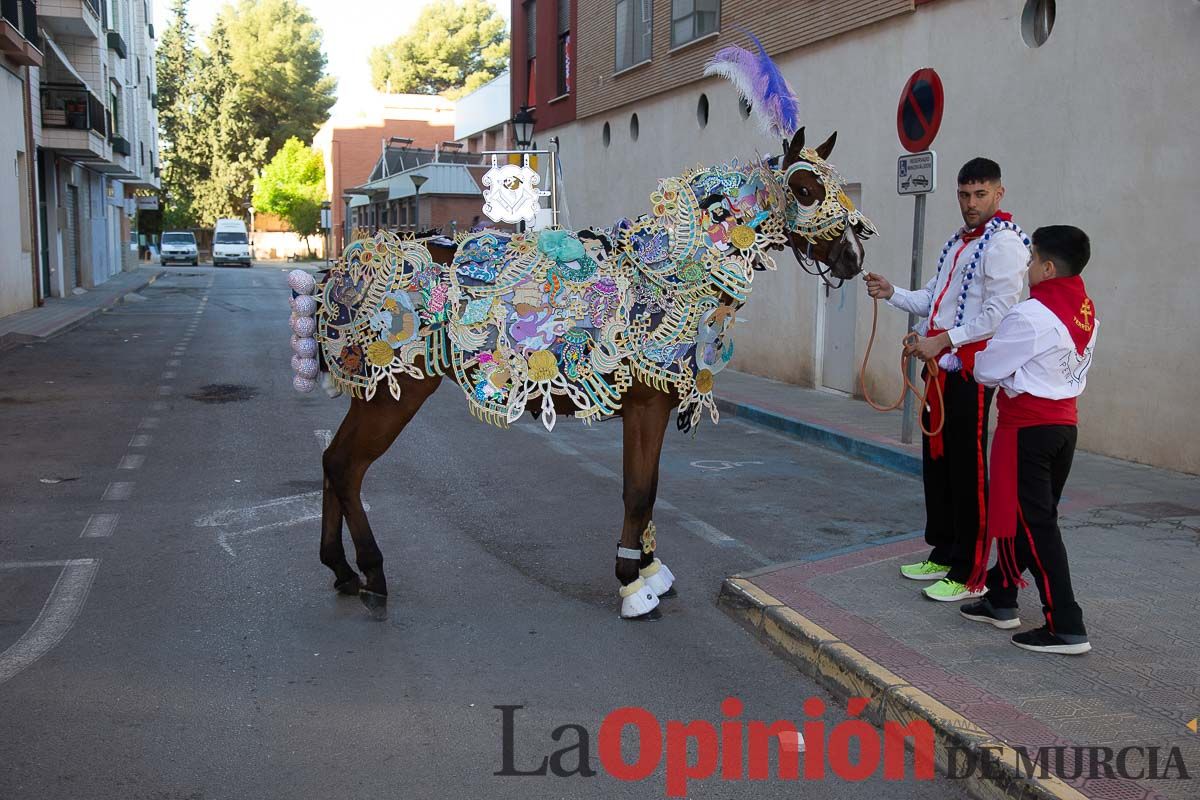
[0,266,967,799]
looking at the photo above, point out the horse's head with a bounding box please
[779,128,877,281]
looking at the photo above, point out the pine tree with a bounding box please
[156,0,206,228]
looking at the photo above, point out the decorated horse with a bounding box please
[286,37,877,619]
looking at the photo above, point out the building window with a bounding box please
[615,0,652,72]
[524,0,537,105]
[109,86,121,137]
[671,0,718,48]
[556,0,571,96]
[1021,0,1055,48]
[630,112,639,141]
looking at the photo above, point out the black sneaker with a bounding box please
[960,598,1021,630]
[1011,626,1091,655]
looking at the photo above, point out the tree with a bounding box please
[191,17,268,225]
[222,0,337,155]
[369,0,509,99]
[157,0,207,228]
[252,138,326,255]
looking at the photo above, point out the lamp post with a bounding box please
[320,200,331,262]
[512,105,535,151]
[341,194,353,251]
[410,173,428,233]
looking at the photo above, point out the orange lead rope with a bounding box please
[859,296,946,438]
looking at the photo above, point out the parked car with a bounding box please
[160,231,199,266]
[212,219,252,267]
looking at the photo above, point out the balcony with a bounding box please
[0,0,42,65]
[39,0,100,40]
[106,30,126,59]
[41,82,109,159]
[110,135,131,156]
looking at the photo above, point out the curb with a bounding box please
[714,397,921,476]
[0,271,163,353]
[717,576,1089,800]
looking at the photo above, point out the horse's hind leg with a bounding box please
[616,383,676,619]
[322,375,442,618]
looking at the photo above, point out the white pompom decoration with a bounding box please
[294,337,318,358]
[292,316,316,337]
[293,375,316,393]
[287,269,315,295]
[291,354,303,373]
[294,295,317,316]
[296,358,320,379]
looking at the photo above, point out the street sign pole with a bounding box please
[901,192,926,445]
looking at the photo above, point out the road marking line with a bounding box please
[166,359,180,367]
[129,434,151,447]
[515,423,768,563]
[139,416,160,429]
[102,482,134,501]
[158,386,173,395]
[314,429,332,449]
[162,371,176,379]
[118,454,145,470]
[81,514,119,538]
[0,559,100,686]
[725,418,919,481]
[196,491,369,558]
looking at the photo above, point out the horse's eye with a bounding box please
[798,187,810,197]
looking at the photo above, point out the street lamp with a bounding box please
[512,106,535,150]
[410,173,428,233]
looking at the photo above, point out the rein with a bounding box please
[858,295,945,437]
[790,237,844,289]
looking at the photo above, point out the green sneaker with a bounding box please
[923,579,987,603]
[899,560,950,581]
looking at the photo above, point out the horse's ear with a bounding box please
[784,127,806,164]
[815,131,837,161]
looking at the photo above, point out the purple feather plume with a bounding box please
[703,29,799,138]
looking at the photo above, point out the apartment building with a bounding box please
[512,0,1200,473]
[0,0,159,320]
[314,93,457,253]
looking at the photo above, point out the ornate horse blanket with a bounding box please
[311,156,863,432]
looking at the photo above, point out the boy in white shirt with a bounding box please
[960,226,1097,655]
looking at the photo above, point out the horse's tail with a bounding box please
[287,269,325,394]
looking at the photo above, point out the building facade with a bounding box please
[515,0,1200,473]
[1,0,159,321]
[314,93,456,254]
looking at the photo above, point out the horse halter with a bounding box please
[779,151,877,288]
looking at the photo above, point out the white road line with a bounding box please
[166,359,180,367]
[0,560,81,569]
[0,558,100,686]
[129,434,151,447]
[725,418,920,481]
[162,371,176,379]
[150,402,168,412]
[102,482,134,501]
[118,454,145,470]
[314,429,332,449]
[139,416,160,429]
[515,423,769,563]
[158,386,173,395]
[80,514,119,538]
[196,491,368,558]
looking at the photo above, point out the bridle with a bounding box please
[789,234,845,289]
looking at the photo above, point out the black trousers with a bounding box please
[922,370,995,583]
[985,425,1085,637]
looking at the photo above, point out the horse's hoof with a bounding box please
[619,577,661,619]
[334,575,362,595]
[359,590,388,620]
[639,558,676,598]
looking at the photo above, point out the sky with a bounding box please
[151,0,511,114]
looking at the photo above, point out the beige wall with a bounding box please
[539,0,1200,473]
[0,66,33,319]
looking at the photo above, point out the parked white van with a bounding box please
[213,218,252,267]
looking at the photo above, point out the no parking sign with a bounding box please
[897,68,944,153]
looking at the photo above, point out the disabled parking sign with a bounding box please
[897,151,937,196]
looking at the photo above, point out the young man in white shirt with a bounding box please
[959,225,1096,655]
[865,158,1028,602]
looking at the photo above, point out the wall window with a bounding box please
[615,0,652,72]
[671,0,718,47]
[524,0,537,105]
[556,0,571,96]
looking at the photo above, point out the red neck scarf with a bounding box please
[1029,274,1096,355]
[959,210,1012,242]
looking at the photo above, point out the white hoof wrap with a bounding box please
[619,577,660,618]
[639,558,675,597]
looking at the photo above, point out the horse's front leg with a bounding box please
[617,383,676,619]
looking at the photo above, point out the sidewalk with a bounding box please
[715,370,1200,800]
[0,268,163,352]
